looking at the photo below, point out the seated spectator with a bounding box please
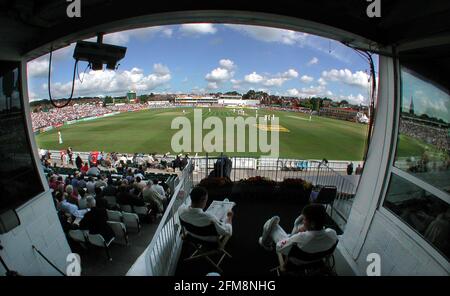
[94,186,104,201]
[258,204,338,265]
[116,184,145,207]
[80,162,89,174]
[86,177,96,195]
[134,176,146,192]
[178,186,233,242]
[151,179,166,199]
[87,164,101,177]
[48,176,59,191]
[126,168,135,183]
[55,192,89,219]
[103,178,117,196]
[95,175,107,188]
[134,166,145,179]
[65,175,72,187]
[424,208,450,255]
[142,182,164,214]
[77,174,87,189]
[79,197,114,241]
[65,185,80,204]
[56,182,65,196]
[71,172,80,188]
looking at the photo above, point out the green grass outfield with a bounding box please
[36,107,371,160]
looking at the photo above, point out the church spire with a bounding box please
[409,96,415,115]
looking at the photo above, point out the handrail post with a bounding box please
[205,153,208,178]
[275,158,279,182]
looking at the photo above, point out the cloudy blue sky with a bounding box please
[27,23,376,105]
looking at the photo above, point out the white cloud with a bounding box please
[285,85,329,98]
[205,67,233,82]
[286,89,300,96]
[300,75,314,83]
[44,64,171,98]
[225,24,307,45]
[153,63,170,75]
[244,72,264,84]
[86,26,173,45]
[339,94,367,105]
[28,91,38,100]
[180,23,217,35]
[243,68,298,87]
[192,86,206,94]
[307,57,319,66]
[219,59,235,70]
[162,28,173,37]
[317,77,327,86]
[282,69,299,78]
[207,82,218,90]
[204,59,236,90]
[263,78,286,87]
[28,58,49,77]
[321,68,370,89]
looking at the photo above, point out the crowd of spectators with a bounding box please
[31,103,149,130]
[49,161,172,239]
[400,119,449,151]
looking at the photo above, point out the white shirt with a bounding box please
[276,228,338,258]
[178,206,232,242]
[59,200,89,218]
[151,184,166,198]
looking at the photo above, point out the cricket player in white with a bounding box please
[58,130,63,144]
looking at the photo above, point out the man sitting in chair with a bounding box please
[259,204,337,265]
[178,186,233,242]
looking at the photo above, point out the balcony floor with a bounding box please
[175,198,342,276]
[68,219,159,276]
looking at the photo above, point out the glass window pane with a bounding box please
[395,66,449,194]
[0,61,44,213]
[383,174,449,261]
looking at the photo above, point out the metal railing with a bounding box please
[192,155,359,223]
[141,156,359,275]
[144,159,194,276]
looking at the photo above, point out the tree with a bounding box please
[224,91,241,96]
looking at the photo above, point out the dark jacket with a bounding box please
[117,191,145,207]
[75,156,83,169]
[79,207,114,241]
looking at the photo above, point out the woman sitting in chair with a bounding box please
[259,204,338,265]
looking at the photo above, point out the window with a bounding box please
[0,61,44,213]
[383,174,449,260]
[383,46,450,262]
[394,67,449,193]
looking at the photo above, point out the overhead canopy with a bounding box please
[0,0,449,60]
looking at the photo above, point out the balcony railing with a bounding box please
[192,155,359,227]
[144,159,194,276]
[136,156,359,275]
